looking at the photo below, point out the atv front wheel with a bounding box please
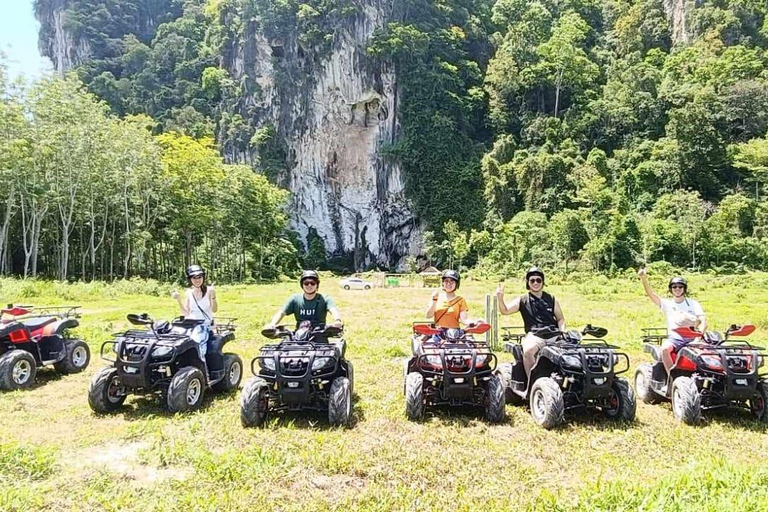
[54,339,90,374]
[634,364,663,404]
[88,367,126,413]
[405,372,425,420]
[167,366,205,413]
[345,360,354,395]
[671,376,701,424]
[484,374,506,423]
[240,377,270,427]
[603,378,636,422]
[212,353,243,392]
[0,350,37,390]
[529,377,564,429]
[328,377,353,426]
[750,381,768,423]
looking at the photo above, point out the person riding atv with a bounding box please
[495,267,566,379]
[638,268,706,390]
[412,270,473,354]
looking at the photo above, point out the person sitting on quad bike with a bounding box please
[496,267,566,379]
[267,270,344,350]
[638,268,707,382]
[426,270,470,328]
[171,265,219,369]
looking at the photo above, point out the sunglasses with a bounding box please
[303,281,318,287]
[528,278,542,284]
[671,285,685,289]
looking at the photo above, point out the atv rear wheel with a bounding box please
[240,377,270,427]
[603,378,636,422]
[496,363,524,406]
[211,353,243,392]
[484,374,506,423]
[750,381,768,423]
[671,376,701,424]
[328,377,353,426]
[529,377,564,429]
[167,366,205,413]
[88,367,126,413]
[634,364,663,404]
[0,350,37,390]
[405,372,425,420]
[54,339,90,374]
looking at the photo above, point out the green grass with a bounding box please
[1,274,768,511]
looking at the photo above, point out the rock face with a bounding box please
[221,0,420,269]
[34,0,91,72]
[663,0,701,44]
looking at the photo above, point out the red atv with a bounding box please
[0,305,90,390]
[634,325,767,424]
[404,322,505,423]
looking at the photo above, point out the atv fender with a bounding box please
[39,318,79,337]
[643,344,662,362]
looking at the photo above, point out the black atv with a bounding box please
[497,325,635,429]
[240,322,353,427]
[88,314,242,414]
[404,322,505,423]
[0,304,90,390]
[635,325,768,424]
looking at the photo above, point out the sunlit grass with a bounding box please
[1,273,768,510]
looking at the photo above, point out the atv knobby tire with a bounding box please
[529,377,564,429]
[603,377,636,422]
[211,353,243,392]
[345,360,354,395]
[496,363,524,406]
[328,376,352,426]
[88,367,126,413]
[634,363,663,404]
[0,350,37,390]
[751,380,768,423]
[405,372,425,420]
[240,377,269,427]
[671,376,701,424]
[167,366,205,413]
[484,374,506,423]
[54,339,90,374]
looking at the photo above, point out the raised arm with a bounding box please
[425,290,439,319]
[171,289,190,316]
[638,268,661,307]
[208,285,218,314]
[495,282,521,315]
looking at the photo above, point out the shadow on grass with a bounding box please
[419,404,511,426]
[91,386,240,420]
[260,394,365,430]
[28,367,67,388]
[701,407,768,432]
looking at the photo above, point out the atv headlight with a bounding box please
[561,354,582,369]
[260,358,276,371]
[311,357,333,371]
[151,346,173,358]
[425,355,442,366]
[700,355,724,371]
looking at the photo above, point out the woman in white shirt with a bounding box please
[638,268,706,377]
[171,265,218,364]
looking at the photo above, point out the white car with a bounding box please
[339,277,373,290]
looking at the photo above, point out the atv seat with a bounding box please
[21,316,57,331]
[511,344,523,364]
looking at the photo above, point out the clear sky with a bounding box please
[0,0,52,81]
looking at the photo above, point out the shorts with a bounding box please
[664,336,694,351]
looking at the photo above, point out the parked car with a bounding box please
[339,277,373,290]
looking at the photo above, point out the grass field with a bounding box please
[2,274,768,511]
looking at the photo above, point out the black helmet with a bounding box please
[525,266,545,289]
[442,269,461,289]
[185,264,205,279]
[300,270,320,286]
[668,276,687,292]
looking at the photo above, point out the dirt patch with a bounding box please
[66,441,190,487]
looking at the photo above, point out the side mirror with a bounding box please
[582,324,608,338]
[127,313,153,326]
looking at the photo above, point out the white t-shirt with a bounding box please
[186,289,213,326]
[660,297,705,340]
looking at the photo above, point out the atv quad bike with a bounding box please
[635,325,767,424]
[404,322,505,423]
[88,314,242,414]
[497,325,635,429]
[0,304,90,390]
[240,322,353,427]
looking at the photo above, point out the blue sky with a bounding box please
[0,0,52,81]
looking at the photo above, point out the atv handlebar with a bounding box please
[261,324,343,340]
